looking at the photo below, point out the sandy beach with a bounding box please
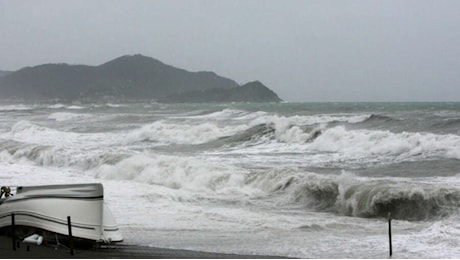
[0,235,286,259]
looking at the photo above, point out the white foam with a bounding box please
[246,114,369,144]
[4,120,122,147]
[66,105,85,110]
[308,126,460,160]
[94,153,257,196]
[0,121,129,169]
[249,113,370,128]
[47,103,66,109]
[48,112,92,122]
[126,120,247,145]
[220,124,460,160]
[123,112,371,147]
[185,108,251,120]
[0,104,35,111]
[393,213,460,258]
[4,120,80,146]
[105,103,128,108]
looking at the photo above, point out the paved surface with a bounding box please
[0,235,287,259]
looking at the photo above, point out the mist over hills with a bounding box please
[0,54,281,103]
[0,71,11,78]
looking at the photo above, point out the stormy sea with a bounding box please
[0,102,459,258]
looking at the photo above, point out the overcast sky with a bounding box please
[1,0,459,102]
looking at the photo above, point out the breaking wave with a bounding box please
[2,107,459,223]
[0,138,128,170]
[125,120,247,145]
[0,104,36,111]
[128,112,364,146]
[257,170,460,221]
[47,104,67,109]
[94,153,256,196]
[354,114,403,129]
[3,117,460,173]
[362,114,398,123]
[306,126,460,160]
[92,151,460,221]
[185,108,261,120]
[48,112,93,122]
[297,173,460,221]
[211,124,460,163]
[0,121,129,169]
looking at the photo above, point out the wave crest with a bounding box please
[308,126,460,160]
[93,154,257,196]
[126,120,247,145]
[291,172,460,221]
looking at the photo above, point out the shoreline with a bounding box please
[0,235,288,259]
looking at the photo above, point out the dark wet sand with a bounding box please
[0,236,287,259]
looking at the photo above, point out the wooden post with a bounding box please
[11,213,16,251]
[388,212,392,258]
[67,216,75,256]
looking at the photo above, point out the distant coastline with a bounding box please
[0,54,282,103]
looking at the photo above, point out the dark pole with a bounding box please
[67,216,75,256]
[388,212,393,258]
[11,213,16,251]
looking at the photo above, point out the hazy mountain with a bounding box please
[95,55,239,99]
[158,81,282,103]
[0,71,12,78]
[0,54,281,103]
